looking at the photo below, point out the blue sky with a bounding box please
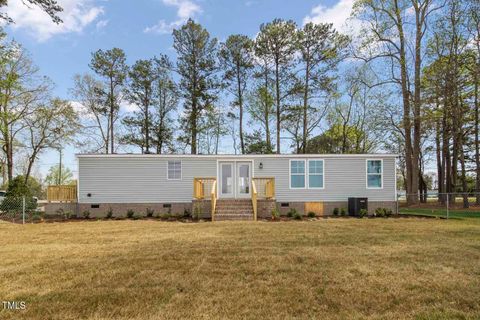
[2,0,354,178]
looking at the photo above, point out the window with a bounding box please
[308,160,324,188]
[167,160,181,180]
[367,159,382,188]
[290,160,305,188]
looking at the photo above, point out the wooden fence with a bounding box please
[47,185,77,202]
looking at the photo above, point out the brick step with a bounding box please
[216,207,252,210]
[215,214,254,221]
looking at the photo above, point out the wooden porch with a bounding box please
[193,177,275,221]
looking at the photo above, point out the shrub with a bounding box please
[359,209,368,218]
[333,208,339,216]
[64,211,72,219]
[126,209,135,219]
[293,211,302,220]
[31,212,42,222]
[287,208,297,218]
[385,208,393,217]
[307,211,316,218]
[161,213,171,220]
[82,210,90,219]
[146,208,154,218]
[271,207,280,220]
[132,214,141,220]
[106,207,113,219]
[183,208,191,219]
[192,204,201,220]
[375,208,386,217]
[340,208,346,216]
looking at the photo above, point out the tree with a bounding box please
[246,86,275,153]
[45,164,73,185]
[152,57,178,154]
[296,22,349,153]
[71,74,110,153]
[170,19,220,154]
[255,19,298,154]
[89,48,128,154]
[122,59,156,153]
[353,0,442,204]
[219,35,254,154]
[0,38,52,183]
[0,0,63,24]
[23,98,78,183]
[245,130,274,154]
[306,123,371,154]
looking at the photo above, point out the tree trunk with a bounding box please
[236,64,245,154]
[110,78,115,154]
[302,58,310,154]
[460,143,469,208]
[475,66,480,204]
[275,59,281,154]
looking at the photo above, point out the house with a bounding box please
[74,153,397,220]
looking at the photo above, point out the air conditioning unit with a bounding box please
[348,197,368,216]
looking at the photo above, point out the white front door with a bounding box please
[218,161,252,198]
[220,162,234,198]
[236,162,251,198]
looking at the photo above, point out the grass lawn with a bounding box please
[1,219,480,319]
[399,207,480,219]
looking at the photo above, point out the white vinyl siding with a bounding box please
[167,160,182,180]
[290,160,306,189]
[366,159,383,189]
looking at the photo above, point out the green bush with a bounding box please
[287,208,297,218]
[192,204,201,220]
[271,207,280,220]
[333,208,339,216]
[146,208,154,218]
[375,208,386,217]
[106,207,113,219]
[0,176,38,213]
[183,208,191,219]
[307,211,316,218]
[126,209,135,219]
[385,208,393,217]
[161,213,171,220]
[359,209,368,218]
[132,214,141,220]
[82,210,90,219]
[340,208,346,216]
[293,211,302,220]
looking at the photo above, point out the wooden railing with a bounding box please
[252,177,275,199]
[211,180,217,221]
[47,185,77,202]
[251,180,258,221]
[193,177,216,200]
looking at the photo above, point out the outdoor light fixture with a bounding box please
[259,162,263,169]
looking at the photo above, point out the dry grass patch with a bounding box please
[1,219,480,319]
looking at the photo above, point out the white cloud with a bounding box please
[4,0,104,42]
[120,100,140,113]
[95,19,109,30]
[144,0,202,35]
[303,0,357,32]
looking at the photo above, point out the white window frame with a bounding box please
[289,159,306,189]
[366,159,383,189]
[307,159,325,189]
[167,160,182,180]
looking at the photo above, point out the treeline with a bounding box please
[75,18,355,156]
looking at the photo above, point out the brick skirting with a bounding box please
[46,200,397,218]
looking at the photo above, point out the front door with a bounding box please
[218,161,252,198]
[220,162,234,198]
[236,162,251,198]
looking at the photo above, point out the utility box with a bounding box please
[348,197,368,216]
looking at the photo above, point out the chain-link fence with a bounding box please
[398,192,480,219]
[0,196,39,224]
